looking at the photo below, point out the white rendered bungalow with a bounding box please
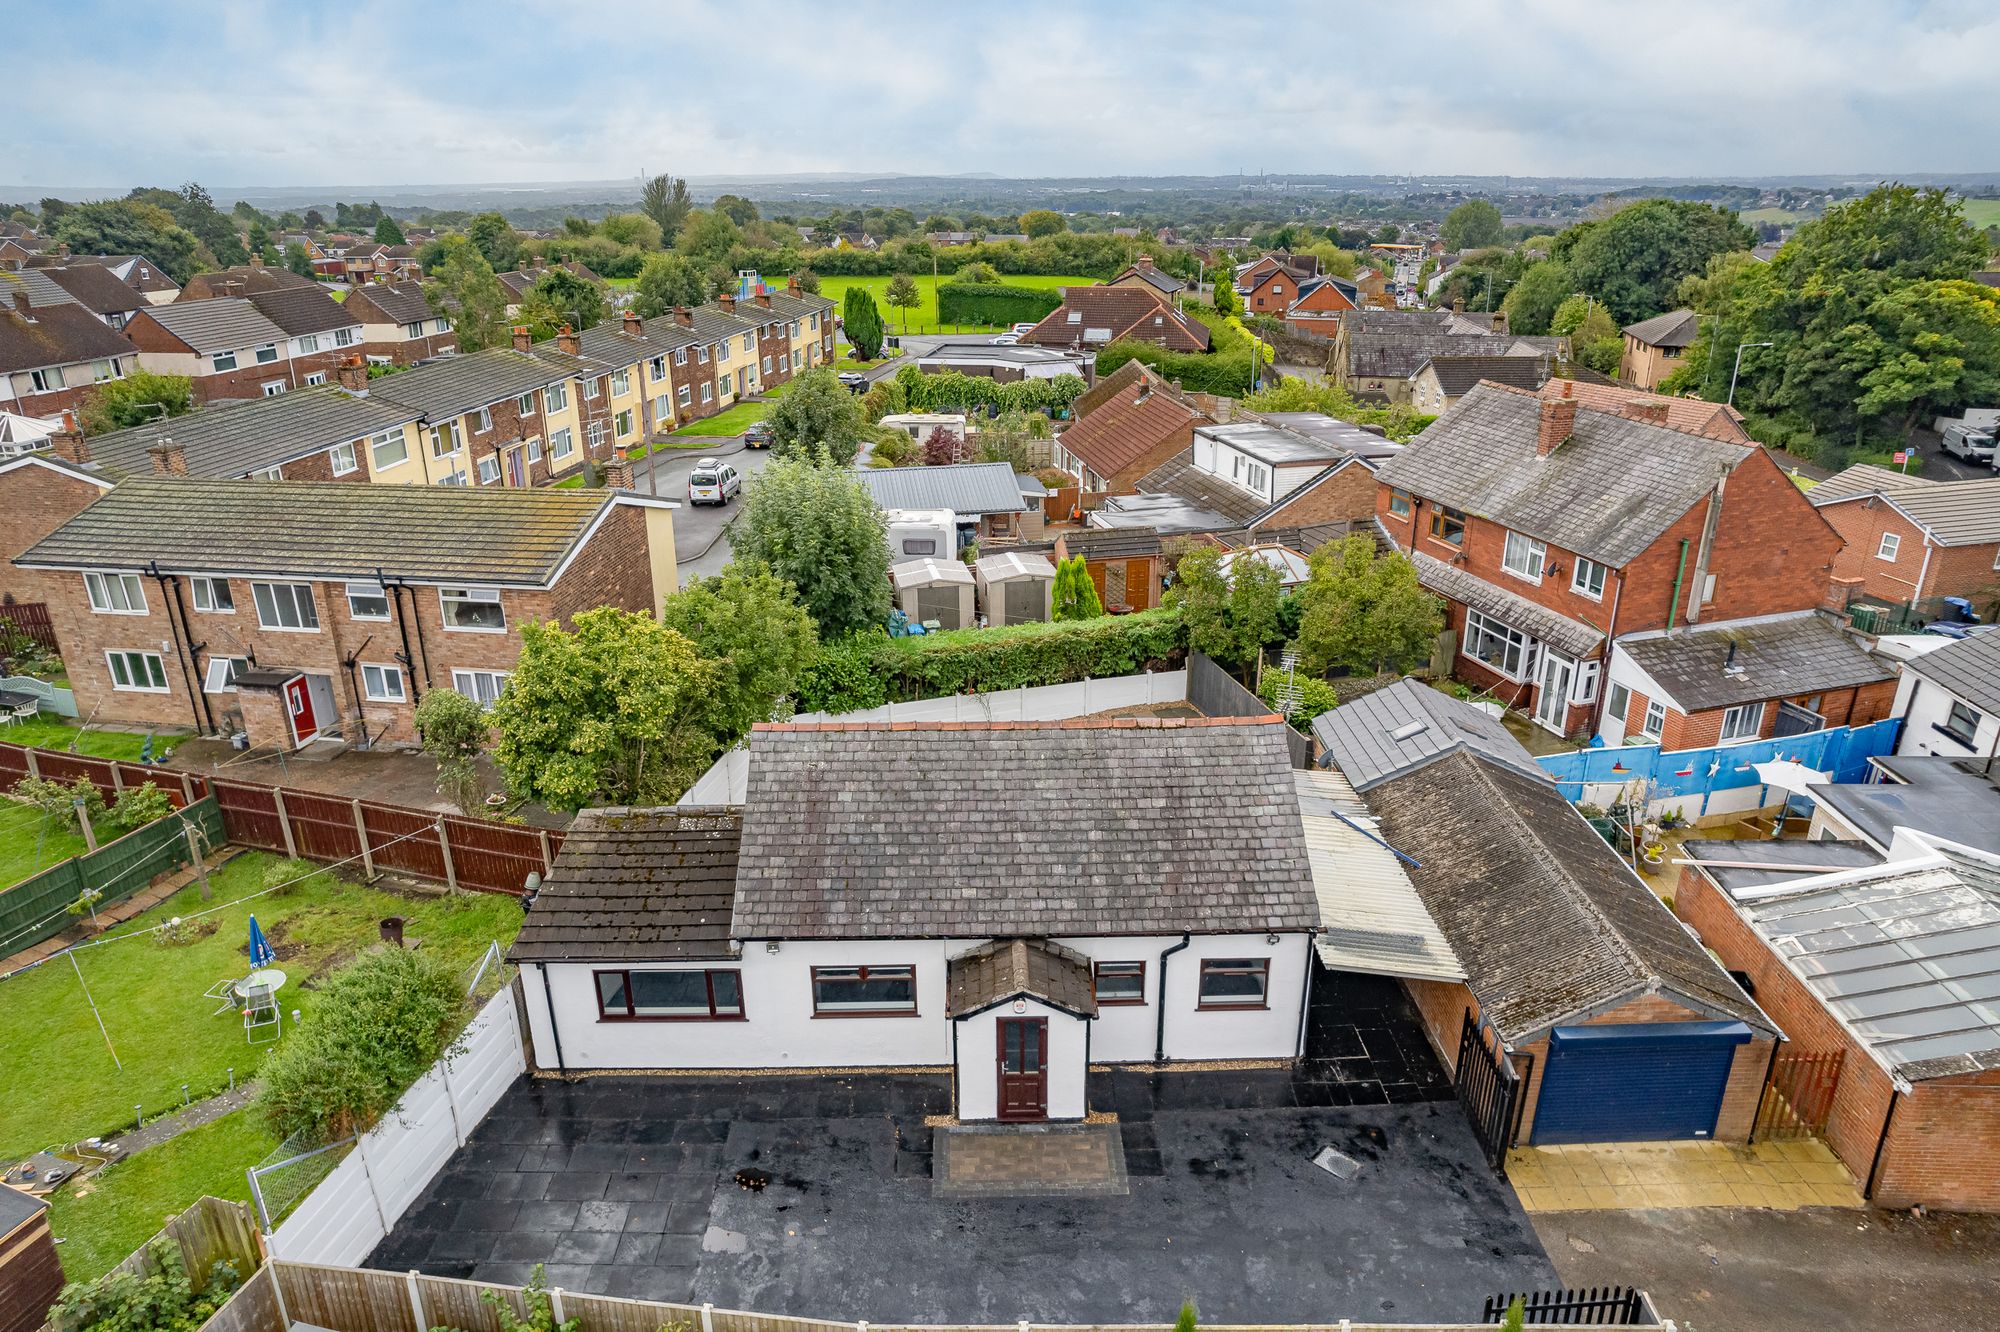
[509,716,1319,1123]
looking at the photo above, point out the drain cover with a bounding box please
[1312,1146,1362,1180]
[734,1167,771,1191]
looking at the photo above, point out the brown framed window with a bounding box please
[594,969,743,1021]
[1093,960,1146,1006]
[811,965,917,1016]
[1197,958,1270,1009]
[1388,489,1413,519]
[1428,506,1466,547]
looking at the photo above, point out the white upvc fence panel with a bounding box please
[264,985,524,1264]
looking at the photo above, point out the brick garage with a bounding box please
[1677,844,2000,1212]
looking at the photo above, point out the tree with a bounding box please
[599,212,662,250]
[1441,199,1504,252]
[766,368,869,465]
[842,286,886,360]
[49,200,200,281]
[641,172,692,245]
[1166,545,1236,664]
[303,207,326,229]
[1557,199,1754,324]
[492,606,714,810]
[658,563,818,743]
[413,687,489,814]
[519,266,607,336]
[1845,279,2000,432]
[676,209,740,258]
[1498,260,1571,335]
[732,454,891,637]
[920,425,967,466]
[1211,280,1235,317]
[712,194,759,226]
[1293,536,1442,675]
[789,268,821,295]
[960,261,999,284]
[373,215,405,245]
[883,273,922,332]
[1228,556,1284,664]
[1020,209,1066,239]
[424,236,511,352]
[465,211,522,272]
[632,251,707,318]
[79,370,194,435]
[1051,555,1105,621]
[283,241,314,278]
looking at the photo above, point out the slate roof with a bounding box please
[370,348,566,420]
[1057,370,1208,480]
[1904,627,2000,715]
[0,294,137,375]
[946,938,1098,1018]
[731,719,1317,939]
[509,808,740,962]
[857,461,1028,516]
[1056,526,1164,561]
[1019,287,1210,353]
[1110,262,1186,295]
[1617,613,1893,713]
[343,281,433,326]
[1365,751,1770,1043]
[246,285,362,337]
[20,477,622,585]
[136,298,288,354]
[1346,334,1558,382]
[1416,354,1550,396]
[81,385,420,479]
[1376,383,1755,567]
[37,264,150,316]
[1551,378,1752,443]
[1623,309,1700,349]
[1408,549,1604,657]
[1313,678,1548,792]
[1808,466,2000,546]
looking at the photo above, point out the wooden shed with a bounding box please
[0,1185,62,1332]
[892,557,976,631]
[974,551,1055,626]
[1053,526,1165,611]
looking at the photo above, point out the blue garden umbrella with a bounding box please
[247,916,274,970]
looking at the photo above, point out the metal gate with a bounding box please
[1456,1013,1525,1172]
[1755,1048,1845,1141]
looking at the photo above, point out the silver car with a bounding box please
[687,459,740,506]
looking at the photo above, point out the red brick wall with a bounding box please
[668,348,722,425]
[548,503,656,622]
[1676,864,2000,1210]
[1821,499,1927,604]
[0,465,109,610]
[276,445,370,483]
[461,396,559,488]
[1651,677,1898,752]
[1267,462,1378,527]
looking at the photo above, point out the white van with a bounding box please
[1941,422,1997,465]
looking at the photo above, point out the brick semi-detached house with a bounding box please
[0,269,142,418]
[1805,464,2000,613]
[123,297,309,404]
[1374,379,1856,740]
[341,280,457,365]
[15,478,677,752]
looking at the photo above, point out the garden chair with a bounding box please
[204,976,246,1016]
[243,982,281,1044]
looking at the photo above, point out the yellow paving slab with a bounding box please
[1507,1138,1866,1213]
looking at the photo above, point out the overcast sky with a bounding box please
[11,0,1999,191]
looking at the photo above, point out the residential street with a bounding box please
[626,436,776,581]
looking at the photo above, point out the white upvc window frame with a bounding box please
[190,577,234,614]
[476,455,501,486]
[517,392,537,417]
[439,585,506,633]
[84,570,147,615]
[202,655,247,694]
[1462,608,1531,681]
[1571,556,1608,600]
[370,429,408,471]
[1638,699,1667,741]
[328,440,359,476]
[210,349,238,372]
[544,382,569,414]
[1501,530,1547,583]
[1720,701,1766,744]
[346,582,391,621]
[251,580,321,632]
[107,649,168,692]
[452,668,510,707]
[361,662,407,703]
[253,343,280,365]
[550,427,574,460]
[1876,532,1901,562]
[611,368,630,395]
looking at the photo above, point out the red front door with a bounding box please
[283,677,317,744]
[996,1017,1048,1122]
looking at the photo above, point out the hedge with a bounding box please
[1094,341,1253,396]
[936,281,1064,327]
[891,365,1086,416]
[796,608,1186,713]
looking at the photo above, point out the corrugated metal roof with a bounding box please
[858,461,1029,516]
[1295,769,1463,982]
[1313,677,1546,793]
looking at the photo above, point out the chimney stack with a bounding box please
[249,254,263,269]
[754,290,772,308]
[787,276,802,296]
[622,309,643,336]
[1137,254,1154,271]
[1625,398,1670,427]
[334,354,368,394]
[1452,297,1464,313]
[1537,380,1577,458]
[673,305,693,327]
[556,324,580,357]
[48,410,88,465]
[511,325,532,353]
[718,293,736,314]
[602,457,635,490]
[148,438,188,476]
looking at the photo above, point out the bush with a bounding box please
[107,781,174,834]
[936,281,1063,327]
[796,609,1184,713]
[13,774,104,825]
[1257,671,1339,728]
[1094,341,1252,396]
[50,1239,241,1332]
[256,946,468,1143]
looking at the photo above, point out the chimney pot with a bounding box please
[754,291,772,308]
[622,309,643,336]
[49,411,88,464]
[557,324,580,357]
[148,438,188,476]
[1537,391,1578,458]
[511,325,532,353]
[1137,254,1154,270]
[1452,297,1464,313]
[334,354,368,394]
[787,276,802,295]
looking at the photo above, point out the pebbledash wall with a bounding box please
[522,932,1313,1074]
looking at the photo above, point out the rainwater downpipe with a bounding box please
[1590,569,1628,736]
[537,962,567,1074]
[378,569,422,706]
[1154,932,1192,1063]
[1293,931,1316,1059]
[1864,1088,1903,1201]
[1666,539,1691,631]
[146,563,209,734]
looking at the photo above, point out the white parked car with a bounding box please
[687,459,740,506]
[989,333,1019,346]
[1010,322,1037,335]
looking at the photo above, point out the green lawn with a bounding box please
[48,1107,278,1282]
[818,274,1094,336]
[4,717,168,762]
[0,852,523,1161]
[0,800,116,889]
[1959,198,2000,230]
[665,376,801,438]
[603,277,638,291]
[1740,206,1808,226]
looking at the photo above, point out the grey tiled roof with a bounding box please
[247,285,363,338]
[83,385,420,479]
[509,807,740,962]
[1366,751,1771,1044]
[1377,383,1754,567]
[857,461,1029,516]
[1409,550,1604,658]
[1313,678,1547,792]
[1808,465,2000,546]
[1810,756,2000,856]
[732,719,1317,939]
[1905,629,2000,716]
[1417,354,1550,396]
[38,263,150,315]
[1347,334,1556,381]
[1622,309,1699,349]
[20,477,619,585]
[1617,613,1893,713]
[370,348,567,420]
[946,938,1098,1018]
[138,298,289,353]
[344,281,433,326]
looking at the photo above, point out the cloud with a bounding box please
[6,0,1997,189]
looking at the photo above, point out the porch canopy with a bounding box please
[947,939,1099,1019]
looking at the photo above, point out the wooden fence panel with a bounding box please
[416,1274,526,1332]
[283,789,366,864]
[213,780,288,853]
[30,749,114,798]
[0,602,59,654]
[0,797,223,953]
[275,1261,419,1332]
[0,741,29,786]
[445,816,554,895]
[197,1264,284,1332]
[358,801,449,883]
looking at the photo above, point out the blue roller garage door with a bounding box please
[1532,1021,1752,1144]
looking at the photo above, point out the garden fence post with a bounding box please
[406,1270,427,1332]
[538,828,553,874]
[74,799,97,852]
[185,818,211,900]
[23,746,38,779]
[436,819,459,894]
[701,1303,714,1332]
[351,799,376,880]
[268,1257,293,1327]
[178,771,195,806]
[549,1288,566,1324]
[109,762,124,793]
[271,787,299,860]
[353,1131,391,1235]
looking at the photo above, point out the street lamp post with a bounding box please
[1727,341,1773,409]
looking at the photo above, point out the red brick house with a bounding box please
[343,281,456,364]
[1052,361,1213,494]
[15,479,678,751]
[1019,286,1210,354]
[1807,466,2000,614]
[0,440,114,612]
[1375,380,1845,737]
[177,259,320,301]
[1678,834,2000,1211]
[122,297,301,404]
[0,271,143,418]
